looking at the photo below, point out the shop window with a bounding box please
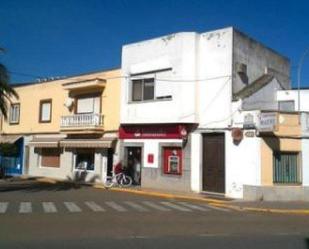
[273,152,301,184]
[9,103,20,124]
[131,78,154,101]
[41,148,61,168]
[162,147,182,175]
[75,149,95,171]
[39,99,52,123]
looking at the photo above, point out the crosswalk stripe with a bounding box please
[85,201,105,212]
[105,201,127,212]
[0,202,8,214]
[204,204,230,212]
[124,201,149,212]
[160,201,192,212]
[177,202,210,211]
[64,202,82,212]
[42,202,57,213]
[19,202,32,213]
[141,201,171,211]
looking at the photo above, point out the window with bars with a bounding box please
[273,152,301,184]
[131,78,155,101]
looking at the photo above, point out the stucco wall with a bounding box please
[2,69,121,134]
[28,147,108,182]
[260,113,302,185]
[233,29,290,94]
[277,89,309,112]
[122,138,190,192]
[121,33,198,124]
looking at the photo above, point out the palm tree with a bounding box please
[0,48,18,119]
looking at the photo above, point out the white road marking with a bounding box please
[19,202,32,213]
[42,202,57,213]
[160,202,192,212]
[204,204,230,212]
[105,201,127,212]
[141,201,171,211]
[124,201,149,212]
[64,202,82,212]
[178,202,210,211]
[85,201,105,212]
[0,202,8,214]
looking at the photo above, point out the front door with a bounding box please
[202,133,225,193]
[125,147,142,185]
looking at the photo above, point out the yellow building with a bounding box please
[0,68,121,182]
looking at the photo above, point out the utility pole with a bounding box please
[297,48,309,112]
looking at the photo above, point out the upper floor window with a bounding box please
[9,103,20,124]
[278,100,295,112]
[39,99,52,123]
[75,93,101,114]
[131,78,155,102]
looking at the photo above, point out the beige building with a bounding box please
[0,68,121,182]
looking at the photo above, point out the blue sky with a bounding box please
[0,0,308,87]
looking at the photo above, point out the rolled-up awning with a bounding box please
[59,137,116,148]
[0,135,22,144]
[29,137,61,148]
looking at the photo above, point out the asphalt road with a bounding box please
[0,181,309,249]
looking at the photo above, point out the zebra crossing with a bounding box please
[0,200,230,215]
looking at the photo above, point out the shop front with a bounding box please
[119,124,192,191]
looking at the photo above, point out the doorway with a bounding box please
[125,147,142,185]
[202,133,225,193]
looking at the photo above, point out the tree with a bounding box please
[0,48,18,119]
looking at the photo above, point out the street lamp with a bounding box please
[297,47,309,112]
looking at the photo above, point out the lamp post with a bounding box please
[297,48,309,112]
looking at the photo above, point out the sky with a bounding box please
[0,0,309,88]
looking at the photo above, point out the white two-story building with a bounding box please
[119,27,294,199]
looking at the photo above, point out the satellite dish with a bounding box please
[64,98,74,108]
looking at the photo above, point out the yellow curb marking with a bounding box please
[93,184,228,204]
[209,202,309,215]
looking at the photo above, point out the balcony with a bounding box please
[60,114,104,134]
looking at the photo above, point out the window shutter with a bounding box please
[77,97,94,113]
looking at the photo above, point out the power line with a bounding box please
[8,71,44,79]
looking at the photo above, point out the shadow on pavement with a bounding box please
[0,181,88,192]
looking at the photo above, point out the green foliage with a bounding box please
[0,48,19,119]
[0,143,18,157]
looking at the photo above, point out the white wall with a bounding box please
[121,32,198,124]
[301,113,309,186]
[225,131,261,198]
[197,28,233,128]
[277,89,309,111]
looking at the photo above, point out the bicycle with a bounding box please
[103,172,132,188]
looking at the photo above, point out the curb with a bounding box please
[209,202,309,215]
[93,184,228,204]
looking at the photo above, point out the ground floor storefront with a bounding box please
[26,133,118,183]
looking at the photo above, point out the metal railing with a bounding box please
[60,113,104,128]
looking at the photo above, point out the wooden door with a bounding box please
[202,133,225,193]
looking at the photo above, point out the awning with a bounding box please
[29,137,61,148]
[59,137,116,148]
[0,135,22,144]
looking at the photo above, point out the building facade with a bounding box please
[0,69,121,183]
[119,27,299,199]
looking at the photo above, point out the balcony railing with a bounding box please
[60,113,104,128]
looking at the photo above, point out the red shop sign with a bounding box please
[119,124,187,139]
